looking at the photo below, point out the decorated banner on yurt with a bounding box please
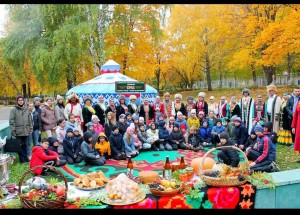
[65,60,158,106]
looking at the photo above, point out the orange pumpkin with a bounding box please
[191,157,216,176]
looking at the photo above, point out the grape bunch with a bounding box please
[211,171,220,178]
[238,174,245,181]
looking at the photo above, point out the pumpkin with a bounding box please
[191,157,216,176]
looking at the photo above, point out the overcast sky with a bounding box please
[0,4,8,38]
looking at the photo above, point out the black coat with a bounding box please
[109,132,125,155]
[117,122,128,137]
[93,104,106,126]
[169,130,184,144]
[219,140,240,167]
[139,104,154,121]
[62,136,81,157]
[32,109,42,131]
[188,133,201,147]
[82,106,93,131]
[285,95,296,119]
[234,125,248,146]
[116,104,128,121]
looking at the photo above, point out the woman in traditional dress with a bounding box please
[185,96,196,118]
[173,94,186,119]
[128,95,139,116]
[116,95,129,120]
[82,96,96,132]
[278,92,293,145]
[138,98,154,125]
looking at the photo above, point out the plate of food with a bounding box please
[72,171,108,191]
[148,179,182,196]
[101,173,146,205]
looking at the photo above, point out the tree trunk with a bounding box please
[66,63,76,90]
[122,54,127,75]
[27,80,31,98]
[263,65,275,85]
[97,4,109,67]
[205,53,212,91]
[22,84,27,98]
[251,63,257,87]
[86,6,98,77]
[218,61,222,89]
[2,67,20,95]
[287,53,293,84]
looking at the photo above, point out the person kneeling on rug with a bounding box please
[30,138,60,176]
[109,125,126,160]
[217,132,240,167]
[81,131,106,166]
[246,124,279,173]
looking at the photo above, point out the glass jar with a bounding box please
[185,167,194,181]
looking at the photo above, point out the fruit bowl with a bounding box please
[148,180,182,197]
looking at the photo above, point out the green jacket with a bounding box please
[9,105,33,136]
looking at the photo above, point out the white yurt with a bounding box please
[65,60,158,106]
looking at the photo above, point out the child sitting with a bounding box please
[179,124,188,144]
[169,124,187,150]
[30,138,60,176]
[123,126,139,158]
[117,114,129,137]
[217,132,240,167]
[245,129,257,150]
[63,128,83,164]
[125,112,133,126]
[158,121,173,151]
[81,131,106,166]
[92,115,104,135]
[199,119,212,147]
[137,123,152,151]
[95,132,111,159]
[73,128,83,145]
[211,119,226,147]
[48,137,67,166]
[87,122,99,146]
[109,125,127,160]
[187,126,203,152]
[187,109,200,131]
[146,122,160,151]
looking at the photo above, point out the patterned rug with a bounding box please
[58,147,246,182]
[59,149,217,181]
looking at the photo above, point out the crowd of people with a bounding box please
[8,84,300,176]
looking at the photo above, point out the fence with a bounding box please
[193,73,300,89]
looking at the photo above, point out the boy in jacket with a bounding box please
[63,128,83,164]
[109,125,126,160]
[217,132,240,167]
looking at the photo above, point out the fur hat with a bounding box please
[91,115,99,121]
[83,95,92,103]
[67,92,80,103]
[56,95,63,101]
[242,88,250,95]
[198,92,206,98]
[156,96,160,99]
[209,96,215,100]
[174,94,182,100]
[219,132,229,140]
[118,95,126,102]
[191,109,196,114]
[129,95,137,100]
[254,124,264,132]
[164,92,170,97]
[186,96,194,101]
[33,97,41,103]
[267,84,277,93]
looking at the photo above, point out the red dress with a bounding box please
[292,101,300,152]
[30,146,59,175]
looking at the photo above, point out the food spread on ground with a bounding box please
[73,171,109,190]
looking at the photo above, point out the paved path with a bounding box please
[0,106,12,121]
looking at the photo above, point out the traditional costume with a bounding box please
[163,92,175,122]
[266,84,282,133]
[195,92,208,117]
[173,94,186,119]
[239,88,254,134]
[64,92,83,129]
[152,96,165,123]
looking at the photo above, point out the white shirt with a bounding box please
[267,95,276,114]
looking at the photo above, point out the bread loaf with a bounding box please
[138,171,159,184]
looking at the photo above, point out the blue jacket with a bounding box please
[158,127,170,145]
[62,135,81,157]
[199,127,212,143]
[254,135,274,163]
[211,125,226,135]
[123,135,135,152]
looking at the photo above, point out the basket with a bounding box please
[199,146,249,187]
[18,165,68,209]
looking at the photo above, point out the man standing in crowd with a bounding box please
[239,88,254,134]
[64,92,83,130]
[163,92,175,122]
[266,84,282,134]
[9,95,33,163]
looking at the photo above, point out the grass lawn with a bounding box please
[7,86,300,184]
